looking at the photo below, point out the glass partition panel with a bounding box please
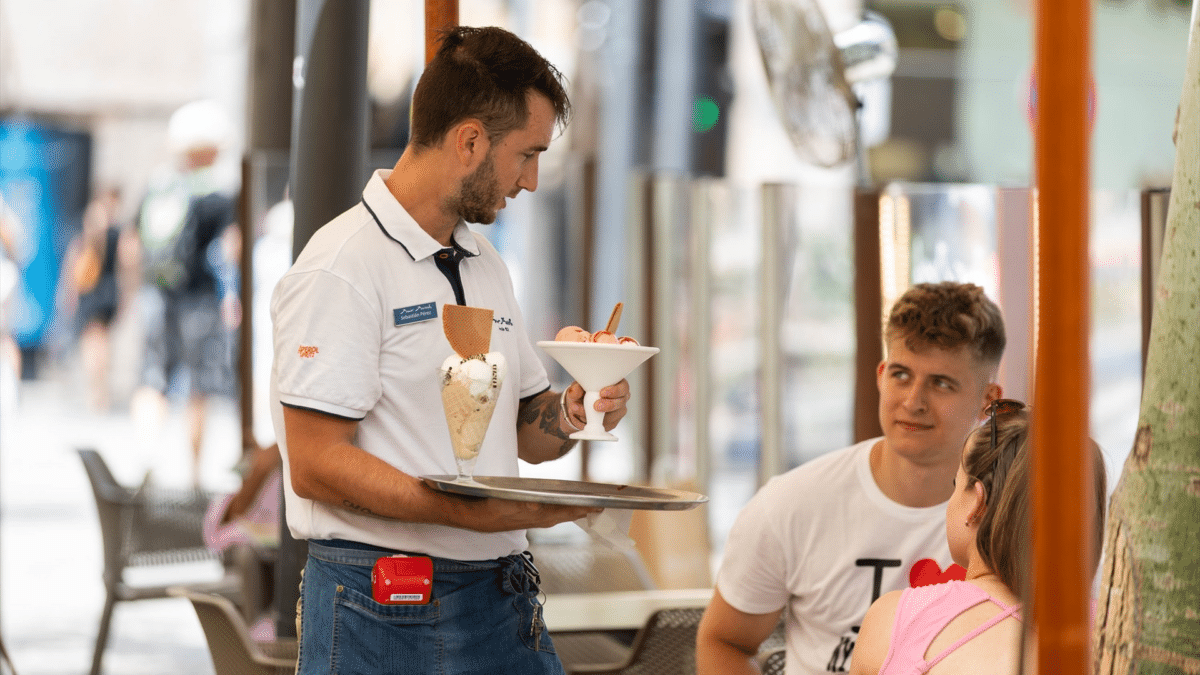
[1089,190,1141,494]
[779,185,856,469]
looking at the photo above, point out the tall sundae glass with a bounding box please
[440,352,505,482]
[439,304,505,483]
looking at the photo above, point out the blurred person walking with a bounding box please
[59,185,137,411]
[132,99,240,486]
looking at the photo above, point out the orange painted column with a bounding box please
[426,0,459,64]
[1032,0,1093,672]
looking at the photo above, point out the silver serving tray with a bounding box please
[420,475,708,510]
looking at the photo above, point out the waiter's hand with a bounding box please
[563,379,630,432]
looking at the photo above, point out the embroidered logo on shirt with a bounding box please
[394,301,438,326]
[298,345,319,358]
[494,316,513,332]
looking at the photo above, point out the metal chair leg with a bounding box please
[89,591,117,675]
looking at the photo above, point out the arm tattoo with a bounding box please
[518,391,577,457]
[342,500,376,516]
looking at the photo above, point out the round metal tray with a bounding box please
[420,475,708,510]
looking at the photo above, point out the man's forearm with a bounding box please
[516,390,577,464]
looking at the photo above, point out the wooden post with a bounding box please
[1032,0,1092,672]
[853,188,884,443]
[426,0,459,64]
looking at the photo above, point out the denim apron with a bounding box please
[297,539,564,675]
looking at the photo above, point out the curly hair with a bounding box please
[409,26,571,150]
[963,408,1107,598]
[885,282,1006,368]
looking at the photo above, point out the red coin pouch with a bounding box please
[371,555,433,605]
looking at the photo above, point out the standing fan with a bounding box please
[751,0,897,179]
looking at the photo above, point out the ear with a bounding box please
[978,382,1003,421]
[968,479,988,524]
[453,120,488,166]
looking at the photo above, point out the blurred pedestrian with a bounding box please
[59,185,136,411]
[132,99,239,486]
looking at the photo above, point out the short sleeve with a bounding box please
[715,481,794,615]
[272,269,382,418]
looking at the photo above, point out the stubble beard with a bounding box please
[447,152,501,225]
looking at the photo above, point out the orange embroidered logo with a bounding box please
[298,345,319,358]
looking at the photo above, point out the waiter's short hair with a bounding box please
[410,26,571,150]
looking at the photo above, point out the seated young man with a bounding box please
[696,281,1006,674]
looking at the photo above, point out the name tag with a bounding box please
[394,302,437,326]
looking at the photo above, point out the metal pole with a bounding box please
[758,184,791,485]
[1032,0,1092,671]
[690,179,716,492]
[289,0,371,259]
[241,0,297,458]
[278,0,370,639]
[649,173,684,482]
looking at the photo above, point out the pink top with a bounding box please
[878,580,1022,675]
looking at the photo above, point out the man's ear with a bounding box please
[453,120,488,166]
[979,381,1003,421]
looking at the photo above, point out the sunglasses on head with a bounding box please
[987,398,1026,459]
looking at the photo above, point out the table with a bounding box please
[542,588,714,633]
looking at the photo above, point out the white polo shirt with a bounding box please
[270,169,550,561]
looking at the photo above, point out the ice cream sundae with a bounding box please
[440,352,506,480]
[538,302,658,442]
[439,303,506,481]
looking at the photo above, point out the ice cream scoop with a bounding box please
[590,330,618,344]
[555,326,591,342]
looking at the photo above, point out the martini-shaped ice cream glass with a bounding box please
[537,341,659,441]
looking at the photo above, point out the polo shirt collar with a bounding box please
[362,169,481,261]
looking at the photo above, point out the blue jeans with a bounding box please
[297,539,564,675]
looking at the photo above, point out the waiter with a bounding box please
[270,26,629,674]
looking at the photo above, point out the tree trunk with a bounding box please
[1093,6,1200,674]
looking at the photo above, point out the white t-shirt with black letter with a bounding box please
[715,438,962,673]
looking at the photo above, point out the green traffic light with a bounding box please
[692,96,720,133]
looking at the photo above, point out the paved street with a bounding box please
[1,362,244,675]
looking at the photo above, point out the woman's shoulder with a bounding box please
[851,588,908,675]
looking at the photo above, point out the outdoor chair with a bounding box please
[566,606,705,675]
[76,448,241,675]
[532,538,657,672]
[171,588,297,675]
[565,607,785,675]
